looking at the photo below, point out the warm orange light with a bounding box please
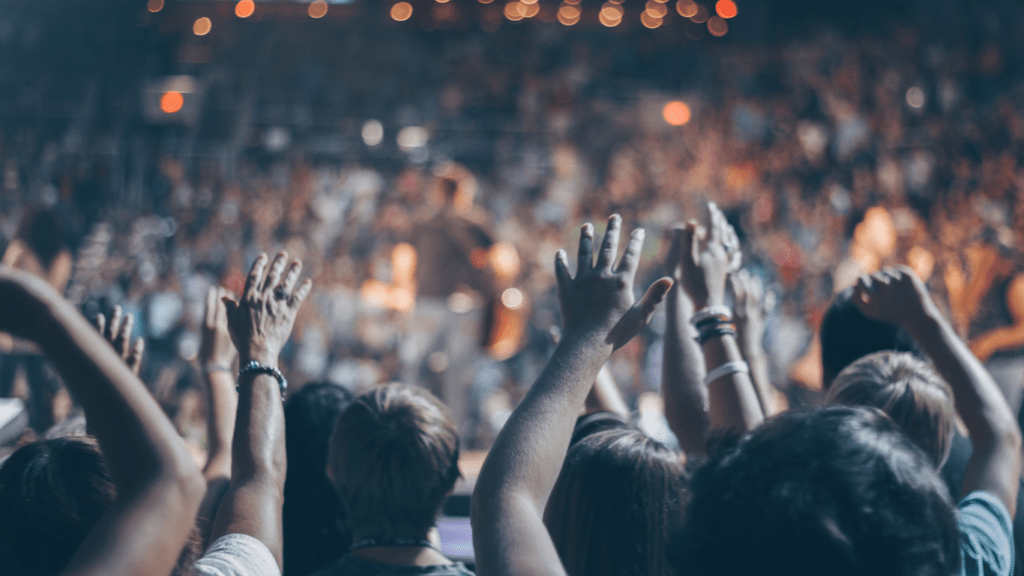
[557,4,581,24]
[160,92,185,114]
[602,2,624,16]
[479,0,495,3]
[522,2,540,16]
[192,17,212,36]
[308,0,328,18]
[436,0,451,3]
[564,0,581,4]
[599,8,622,26]
[645,0,668,17]
[708,15,728,36]
[505,1,524,20]
[640,11,662,28]
[676,0,698,17]
[715,0,737,18]
[391,2,414,20]
[235,0,255,18]
[520,0,538,4]
[147,0,164,13]
[663,101,691,125]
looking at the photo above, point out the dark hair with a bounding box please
[283,383,354,576]
[544,428,687,576]
[674,406,960,576]
[827,352,955,468]
[0,438,116,576]
[820,287,921,388]
[16,207,64,270]
[327,384,460,541]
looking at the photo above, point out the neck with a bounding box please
[348,530,451,566]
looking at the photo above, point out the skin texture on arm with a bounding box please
[208,252,312,570]
[471,216,673,576]
[0,267,205,576]
[196,286,240,548]
[583,364,631,417]
[730,270,786,417]
[661,225,710,455]
[854,266,1022,514]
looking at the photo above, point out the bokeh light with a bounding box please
[663,101,691,125]
[235,0,255,18]
[505,1,525,20]
[308,0,328,19]
[522,2,540,17]
[557,4,580,25]
[599,6,623,26]
[708,15,728,36]
[193,17,212,36]
[640,11,662,28]
[160,92,184,114]
[147,0,164,13]
[501,288,525,310]
[646,0,669,18]
[362,120,384,146]
[391,2,414,20]
[690,4,708,23]
[676,0,698,17]
[715,0,737,18]
[906,86,925,108]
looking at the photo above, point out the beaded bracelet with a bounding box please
[695,323,737,345]
[237,360,288,400]
[691,305,733,327]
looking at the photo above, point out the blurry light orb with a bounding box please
[557,4,581,24]
[147,0,164,13]
[663,101,691,125]
[601,2,624,16]
[520,0,539,4]
[564,0,582,4]
[708,15,728,36]
[640,11,663,28]
[362,120,384,147]
[193,17,212,36]
[160,92,184,114]
[501,288,525,310]
[397,126,429,151]
[436,0,451,3]
[608,0,624,4]
[676,0,698,17]
[599,10,622,26]
[479,0,495,3]
[391,2,414,20]
[715,0,737,18]
[235,0,255,18]
[308,0,328,18]
[646,0,668,18]
[690,4,708,22]
[505,1,524,20]
[447,292,475,314]
[522,2,540,16]
[906,86,925,108]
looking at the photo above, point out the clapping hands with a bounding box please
[666,202,742,309]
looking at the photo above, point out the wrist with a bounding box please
[240,349,279,367]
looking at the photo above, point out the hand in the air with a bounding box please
[852,266,937,329]
[200,286,238,370]
[94,306,146,376]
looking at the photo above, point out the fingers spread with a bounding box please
[244,253,269,301]
[262,252,289,294]
[94,314,106,337]
[595,214,622,272]
[128,338,145,374]
[616,228,645,277]
[107,306,123,342]
[117,314,135,357]
[578,223,594,273]
[639,277,674,317]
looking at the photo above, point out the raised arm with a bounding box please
[0,267,205,576]
[93,306,146,377]
[196,286,240,547]
[730,270,786,417]
[854,266,1022,513]
[208,252,311,570]
[472,215,673,576]
[661,224,710,454]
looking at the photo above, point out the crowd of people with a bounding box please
[2,1,1024,574]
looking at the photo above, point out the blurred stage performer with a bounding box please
[948,230,1024,415]
[406,164,498,444]
[0,207,73,432]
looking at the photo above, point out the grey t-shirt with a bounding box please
[311,555,474,576]
[960,491,1014,576]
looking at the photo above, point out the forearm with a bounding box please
[661,288,709,454]
[204,370,238,480]
[738,333,779,417]
[702,334,764,434]
[584,364,630,417]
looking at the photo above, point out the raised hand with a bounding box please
[94,305,146,376]
[852,265,937,329]
[200,286,238,371]
[554,215,673,350]
[676,202,740,309]
[730,269,771,346]
[224,252,312,366]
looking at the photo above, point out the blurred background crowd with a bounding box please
[2,0,1024,453]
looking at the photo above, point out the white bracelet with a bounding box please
[691,305,733,326]
[703,361,750,386]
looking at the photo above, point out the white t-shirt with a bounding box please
[191,534,281,576]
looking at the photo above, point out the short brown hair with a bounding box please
[826,352,955,468]
[327,384,460,540]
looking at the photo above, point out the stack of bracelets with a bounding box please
[691,305,737,345]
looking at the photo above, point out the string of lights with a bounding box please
[149,0,738,37]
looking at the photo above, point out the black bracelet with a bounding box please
[695,324,737,345]
[237,361,288,399]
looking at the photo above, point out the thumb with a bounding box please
[638,277,674,319]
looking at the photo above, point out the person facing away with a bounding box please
[313,383,473,576]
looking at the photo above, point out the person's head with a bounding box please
[820,287,921,388]
[327,384,460,541]
[17,207,64,269]
[0,438,115,576]
[826,352,955,468]
[673,406,960,576]
[283,383,354,575]
[544,428,687,576]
